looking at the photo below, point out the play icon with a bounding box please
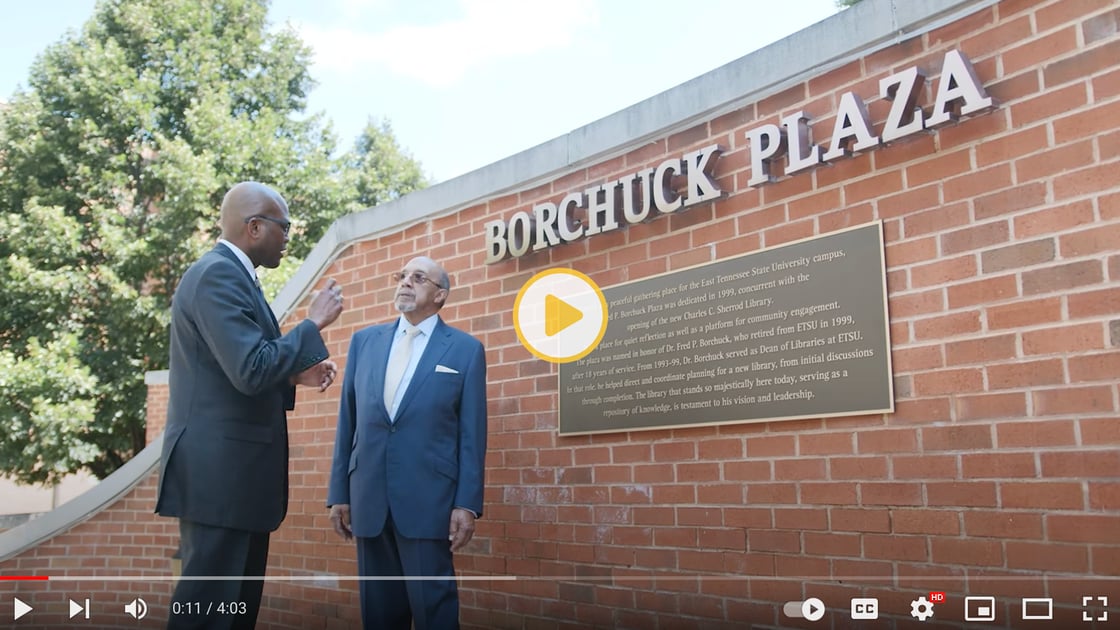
[13,598,32,621]
[514,268,608,363]
[545,294,583,336]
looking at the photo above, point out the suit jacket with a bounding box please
[156,245,328,533]
[327,317,487,540]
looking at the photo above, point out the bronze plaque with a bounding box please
[559,222,893,435]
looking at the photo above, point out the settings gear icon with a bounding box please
[910,596,935,621]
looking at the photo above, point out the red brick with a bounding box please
[947,275,1019,309]
[1012,83,1089,129]
[1081,417,1120,446]
[926,482,998,508]
[863,534,930,562]
[964,511,1043,539]
[930,537,1004,566]
[745,483,797,504]
[1089,482,1120,510]
[1041,450,1120,478]
[857,428,919,454]
[885,237,938,266]
[1005,542,1089,573]
[1013,199,1096,238]
[745,435,796,457]
[1063,223,1120,259]
[961,452,1037,478]
[923,424,993,451]
[724,460,771,482]
[913,311,982,341]
[1091,547,1120,577]
[773,458,826,480]
[800,482,858,505]
[747,530,800,553]
[1069,287,1120,319]
[773,508,828,531]
[798,432,854,456]
[955,392,1028,420]
[888,290,945,319]
[1023,323,1105,355]
[945,333,1017,365]
[803,532,861,557]
[892,454,959,479]
[906,149,973,188]
[981,238,1055,274]
[976,125,1047,169]
[861,483,923,506]
[911,255,978,289]
[904,203,972,237]
[941,221,1010,256]
[1048,514,1120,543]
[1069,352,1120,382]
[986,296,1063,329]
[830,456,889,480]
[1000,481,1085,510]
[1033,386,1114,416]
[830,508,891,533]
[1017,138,1096,183]
[986,358,1065,389]
[890,508,961,535]
[999,417,1075,446]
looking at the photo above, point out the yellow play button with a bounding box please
[514,268,608,363]
[545,294,583,336]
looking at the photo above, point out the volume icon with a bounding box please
[124,598,148,620]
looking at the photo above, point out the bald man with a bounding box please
[157,182,344,630]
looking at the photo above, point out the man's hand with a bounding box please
[291,360,337,392]
[329,504,353,541]
[448,508,476,553]
[308,278,344,330]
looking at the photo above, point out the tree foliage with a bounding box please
[0,0,427,484]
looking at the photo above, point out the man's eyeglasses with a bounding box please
[245,215,291,235]
[392,271,442,288]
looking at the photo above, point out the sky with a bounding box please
[0,0,843,183]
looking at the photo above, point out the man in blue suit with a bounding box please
[157,182,345,629]
[328,255,488,630]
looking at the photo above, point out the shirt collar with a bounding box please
[397,314,439,338]
[218,239,258,284]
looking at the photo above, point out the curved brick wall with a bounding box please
[3,0,1119,627]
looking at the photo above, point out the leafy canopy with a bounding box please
[0,0,427,484]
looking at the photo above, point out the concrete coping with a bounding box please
[0,433,164,562]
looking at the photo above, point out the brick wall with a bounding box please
[2,0,1118,627]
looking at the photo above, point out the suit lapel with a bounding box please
[211,245,280,336]
[394,319,451,423]
[369,324,396,423]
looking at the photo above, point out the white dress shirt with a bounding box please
[385,313,439,419]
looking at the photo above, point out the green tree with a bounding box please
[0,0,426,484]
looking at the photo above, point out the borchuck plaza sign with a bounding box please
[483,144,726,264]
[481,49,994,263]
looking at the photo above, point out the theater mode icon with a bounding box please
[513,268,608,363]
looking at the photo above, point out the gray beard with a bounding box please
[395,300,416,313]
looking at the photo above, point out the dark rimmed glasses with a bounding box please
[245,214,291,235]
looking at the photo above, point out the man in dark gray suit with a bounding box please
[156,181,344,629]
[328,256,487,630]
